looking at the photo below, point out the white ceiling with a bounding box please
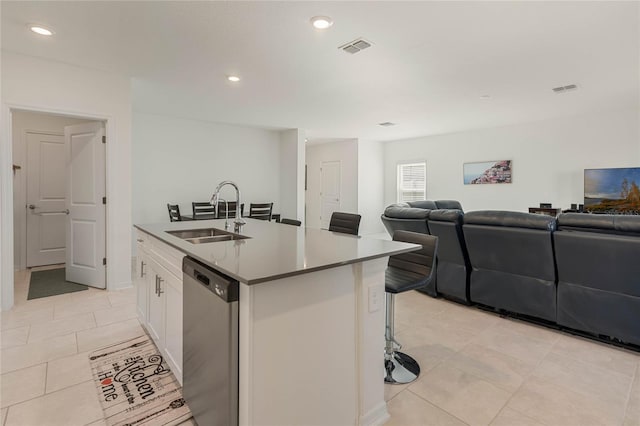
[2,1,638,142]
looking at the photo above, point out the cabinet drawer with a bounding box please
[135,230,152,251]
[148,235,184,279]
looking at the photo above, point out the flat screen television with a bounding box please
[584,167,640,214]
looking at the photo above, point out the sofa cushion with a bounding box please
[407,200,438,210]
[383,206,430,219]
[429,209,464,225]
[464,210,556,231]
[435,200,463,210]
[558,213,640,235]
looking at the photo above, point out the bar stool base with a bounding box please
[384,351,420,384]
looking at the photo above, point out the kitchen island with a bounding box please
[134,219,418,426]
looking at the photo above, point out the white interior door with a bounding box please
[320,161,341,229]
[26,132,67,267]
[65,122,106,288]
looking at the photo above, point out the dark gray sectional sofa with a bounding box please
[380,203,640,347]
[554,213,640,346]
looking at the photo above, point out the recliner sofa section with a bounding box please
[381,204,431,236]
[380,200,464,297]
[427,209,471,304]
[380,200,464,236]
[554,213,640,346]
[463,211,558,322]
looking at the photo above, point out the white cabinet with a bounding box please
[135,236,149,326]
[147,258,166,348]
[135,230,184,385]
[163,268,183,380]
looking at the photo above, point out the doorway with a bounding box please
[320,160,341,229]
[12,111,107,290]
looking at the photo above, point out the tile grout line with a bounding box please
[1,360,49,376]
[483,331,559,426]
[405,387,471,426]
[0,362,48,413]
[621,361,639,423]
[43,361,49,395]
[550,330,640,376]
[548,348,637,380]
[1,378,97,415]
[24,324,31,346]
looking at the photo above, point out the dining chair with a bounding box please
[249,203,273,221]
[192,201,215,219]
[167,204,182,222]
[328,212,361,235]
[280,218,301,226]
[217,201,244,219]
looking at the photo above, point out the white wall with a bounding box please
[305,139,358,229]
[132,112,282,229]
[279,129,305,223]
[1,51,133,310]
[383,108,640,213]
[358,140,385,235]
[12,111,93,270]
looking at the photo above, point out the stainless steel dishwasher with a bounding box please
[183,256,239,426]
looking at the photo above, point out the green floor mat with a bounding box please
[28,268,89,300]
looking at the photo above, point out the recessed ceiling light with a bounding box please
[227,75,241,82]
[29,25,54,36]
[310,16,333,30]
[480,95,491,100]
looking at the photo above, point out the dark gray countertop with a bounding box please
[134,219,419,284]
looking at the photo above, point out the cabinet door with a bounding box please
[146,260,166,348]
[135,247,149,326]
[163,270,183,384]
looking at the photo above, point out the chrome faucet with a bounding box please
[218,198,229,229]
[210,180,246,232]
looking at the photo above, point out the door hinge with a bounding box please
[102,135,106,144]
[103,257,107,266]
[102,197,106,205]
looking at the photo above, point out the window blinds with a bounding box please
[397,162,426,202]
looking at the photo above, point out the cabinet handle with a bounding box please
[137,238,144,243]
[157,277,164,296]
[155,275,159,294]
[140,261,146,277]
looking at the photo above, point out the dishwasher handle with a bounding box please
[183,257,239,303]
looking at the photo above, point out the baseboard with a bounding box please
[359,401,389,426]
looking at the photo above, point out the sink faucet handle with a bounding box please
[234,217,246,233]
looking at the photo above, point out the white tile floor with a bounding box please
[1,266,639,426]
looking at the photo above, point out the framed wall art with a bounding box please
[463,160,512,185]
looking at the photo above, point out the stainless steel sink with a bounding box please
[166,228,250,244]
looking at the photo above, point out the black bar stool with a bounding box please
[329,212,361,235]
[384,230,438,384]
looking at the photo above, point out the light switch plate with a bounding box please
[368,285,381,313]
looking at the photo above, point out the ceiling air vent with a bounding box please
[339,38,372,54]
[379,122,396,127]
[552,84,578,94]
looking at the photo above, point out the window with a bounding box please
[397,162,426,203]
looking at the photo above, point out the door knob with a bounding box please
[28,204,36,210]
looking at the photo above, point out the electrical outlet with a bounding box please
[368,285,381,313]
